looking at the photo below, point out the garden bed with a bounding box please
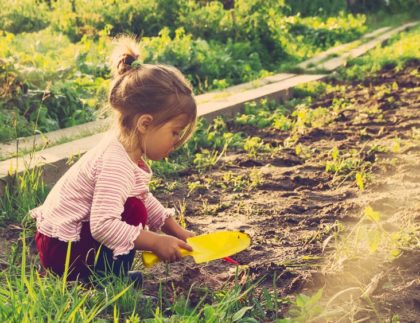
[140,61,420,321]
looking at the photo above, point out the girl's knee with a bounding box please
[122,197,148,226]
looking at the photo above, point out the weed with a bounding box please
[305,221,344,245]
[293,81,327,99]
[324,205,418,275]
[187,180,207,196]
[218,169,262,193]
[391,137,401,153]
[325,145,376,190]
[1,165,47,225]
[221,172,248,192]
[279,288,324,323]
[295,143,312,160]
[243,137,273,158]
[355,171,366,191]
[193,148,224,171]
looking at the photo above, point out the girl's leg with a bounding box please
[35,222,99,280]
[94,197,148,277]
[35,197,148,281]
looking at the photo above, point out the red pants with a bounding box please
[35,197,148,280]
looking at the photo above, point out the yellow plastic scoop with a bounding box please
[142,231,251,267]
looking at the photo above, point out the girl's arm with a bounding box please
[142,193,194,241]
[161,216,195,242]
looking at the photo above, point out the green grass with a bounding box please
[0,165,48,225]
[0,233,289,321]
[1,235,156,321]
[335,24,420,81]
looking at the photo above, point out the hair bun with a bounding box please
[110,36,141,77]
[117,53,138,75]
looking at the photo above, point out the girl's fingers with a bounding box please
[165,249,182,262]
[179,241,193,252]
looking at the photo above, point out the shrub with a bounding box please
[285,0,347,17]
[0,0,49,34]
[49,0,187,42]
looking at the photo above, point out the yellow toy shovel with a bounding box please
[142,231,251,267]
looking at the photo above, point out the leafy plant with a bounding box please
[243,136,273,158]
[279,289,324,323]
[0,0,49,34]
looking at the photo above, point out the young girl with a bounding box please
[30,37,197,284]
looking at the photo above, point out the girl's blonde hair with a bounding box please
[108,36,197,154]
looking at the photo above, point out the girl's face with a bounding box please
[143,114,190,161]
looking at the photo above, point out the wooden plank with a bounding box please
[317,22,419,71]
[0,74,325,193]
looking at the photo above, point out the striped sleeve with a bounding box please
[90,156,141,258]
[144,192,175,232]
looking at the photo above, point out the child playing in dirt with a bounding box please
[30,37,197,285]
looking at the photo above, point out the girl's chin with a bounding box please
[147,149,173,160]
[148,153,168,161]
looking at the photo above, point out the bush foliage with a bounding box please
[1,0,409,142]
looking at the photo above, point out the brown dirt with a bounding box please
[0,224,22,270]
[142,62,420,321]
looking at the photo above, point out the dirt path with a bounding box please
[144,61,420,321]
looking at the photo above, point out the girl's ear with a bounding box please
[136,114,154,134]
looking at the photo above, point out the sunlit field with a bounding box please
[1,1,419,321]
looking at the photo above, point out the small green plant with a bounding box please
[355,171,365,191]
[187,180,207,196]
[243,136,272,158]
[324,205,418,275]
[279,289,324,323]
[325,146,374,189]
[391,137,401,153]
[193,148,224,171]
[219,169,262,192]
[284,104,334,147]
[295,143,312,159]
[221,172,248,192]
[293,81,327,99]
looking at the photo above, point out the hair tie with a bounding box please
[121,54,136,66]
[131,60,142,68]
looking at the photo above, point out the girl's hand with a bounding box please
[161,216,195,242]
[177,228,195,242]
[153,235,193,262]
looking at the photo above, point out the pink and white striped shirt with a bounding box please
[30,132,174,257]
